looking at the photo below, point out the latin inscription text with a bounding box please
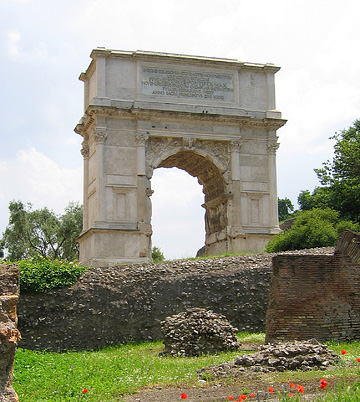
[141,66,234,102]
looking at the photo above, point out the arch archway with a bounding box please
[75,49,286,266]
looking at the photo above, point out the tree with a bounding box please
[313,119,360,222]
[278,197,294,222]
[152,246,165,263]
[266,208,360,252]
[0,201,83,261]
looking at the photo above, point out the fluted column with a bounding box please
[267,133,280,232]
[229,139,244,238]
[80,138,90,231]
[95,128,107,222]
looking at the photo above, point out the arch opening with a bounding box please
[151,167,205,259]
[151,150,229,258]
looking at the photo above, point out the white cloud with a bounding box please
[0,148,82,236]
[6,30,21,57]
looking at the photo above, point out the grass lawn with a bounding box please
[13,333,360,401]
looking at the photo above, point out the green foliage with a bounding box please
[278,197,294,222]
[312,119,360,222]
[17,256,88,293]
[151,246,165,263]
[0,200,83,261]
[266,208,360,252]
[297,187,332,211]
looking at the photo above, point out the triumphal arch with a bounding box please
[75,48,286,266]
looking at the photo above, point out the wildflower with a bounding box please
[181,393,187,399]
[320,379,328,389]
[357,358,360,362]
[227,397,234,401]
[341,350,347,355]
[82,389,88,393]
[239,395,247,400]
[250,394,256,398]
[296,384,304,393]
[268,387,274,393]
[289,382,295,388]
[289,393,294,397]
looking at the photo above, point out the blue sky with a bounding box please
[1,0,359,259]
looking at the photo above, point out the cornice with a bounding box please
[88,48,281,73]
[74,104,287,137]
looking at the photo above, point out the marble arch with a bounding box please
[75,49,286,266]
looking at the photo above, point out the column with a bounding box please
[135,132,151,257]
[80,138,90,231]
[229,139,244,238]
[267,133,280,232]
[95,128,107,222]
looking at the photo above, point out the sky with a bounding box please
[1,0,359,260]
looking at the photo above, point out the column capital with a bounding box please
[81,140,90,158]
[231,139,243,151]
[95,129,108,143]
[267,137,280,154]
[135,132,149,146]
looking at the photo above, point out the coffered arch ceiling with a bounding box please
[156,150,226,203]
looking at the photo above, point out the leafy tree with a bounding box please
[278,197,294,222]
[0,201,83,261]
[297,187,332,211]
[313,119,360,222]
[266,208,360,252]
[152,246,165,263]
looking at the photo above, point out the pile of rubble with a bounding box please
[198,339,340,378]
[160,308,239,356]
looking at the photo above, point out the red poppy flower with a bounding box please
[82,389,88,393]
[357,358,360,362]
[341,350,347,355]
[227,397,234,401]
[181,393,187,399]
[296,384,304,393]
[239,395,247,400]
[320,379,328,387]
[268,387,274,393]
[289,382,295,388]
[289,393,294,397]
[250,394,256,398]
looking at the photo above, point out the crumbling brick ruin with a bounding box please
[266,231,360,343]
[0,264,21,402]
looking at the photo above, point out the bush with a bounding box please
[14,256,88,293]
[266,208,359,252]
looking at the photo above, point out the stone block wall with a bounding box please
[0,264,21,402]
[18,255,272,351]
[266,231,360,343]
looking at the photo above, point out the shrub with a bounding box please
[266,208,358,252]
[15,256,88,293]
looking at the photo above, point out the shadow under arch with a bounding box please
[151,148,230,256]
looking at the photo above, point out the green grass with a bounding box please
[13,334,360,401]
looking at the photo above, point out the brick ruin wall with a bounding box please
[266,231,360,343]
[0,264,21,402]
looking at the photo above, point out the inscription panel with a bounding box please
[141,66,235,102]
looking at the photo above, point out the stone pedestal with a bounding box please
[75,49,286,266]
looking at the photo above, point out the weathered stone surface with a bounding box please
[160,308,239,356]
[75,49,286,267]
[198,339,340,378]
[0,264,20,402]
[18,248,334,351]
